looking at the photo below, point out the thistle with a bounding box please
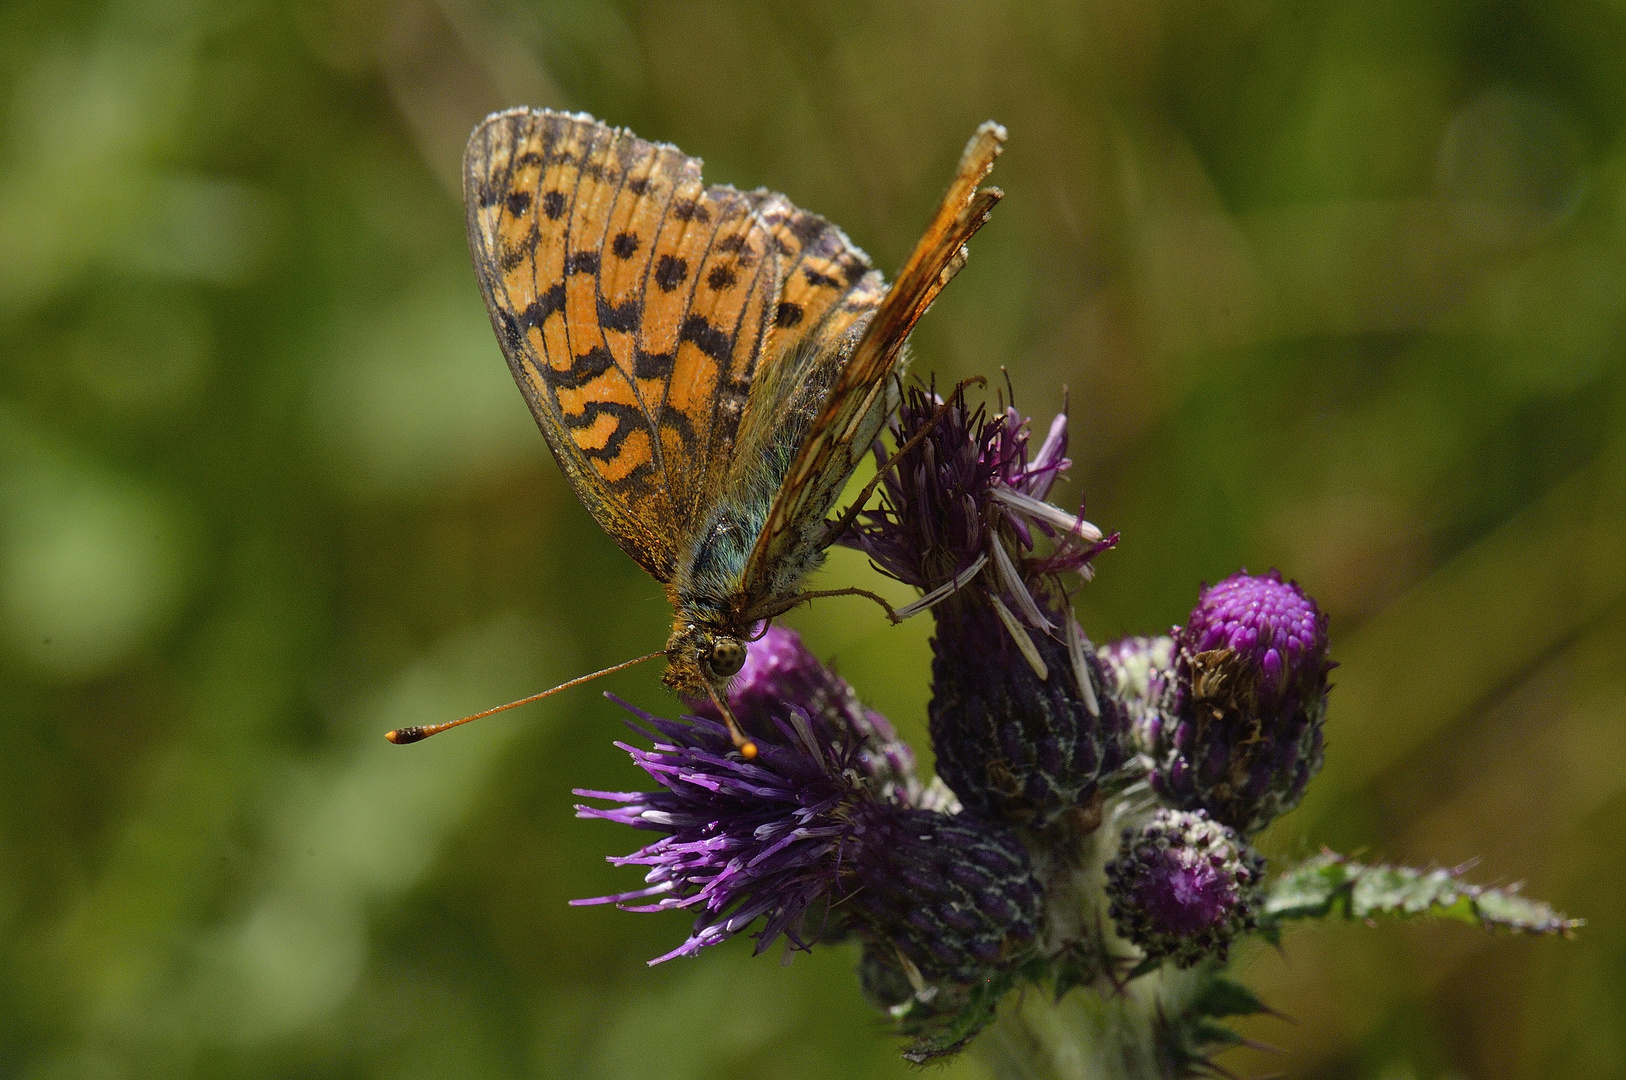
[576,630,1041,995]
[1098,634,1177,757]
[1153,570,1333,835]
[572,701,862,963]
[844,386,1130,827]
[570,382,1576,1076]
[844,805,1043,984]
[1105,808,1265,968]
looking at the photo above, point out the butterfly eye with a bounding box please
[706,639,747,679]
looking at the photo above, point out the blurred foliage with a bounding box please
[0,1,1621,1078]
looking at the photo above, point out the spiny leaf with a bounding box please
[1153,964,1288,1080]
[1190,975,1274,1020]
[1259,852,1349,919]
[1263,851,1581,937]
[1190,1018,1245,1048]
[1048,945,1100,1002]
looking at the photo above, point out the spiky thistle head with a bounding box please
[843,385,1129,826]
[1105,808,1265,968]
[576,645,1042,979]
[573,701,865,963]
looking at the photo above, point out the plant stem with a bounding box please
[974,967,1199,1080]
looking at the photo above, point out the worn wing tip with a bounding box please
[466,107,609,154]
[963,120,1007,159]
[955,121,1006,189]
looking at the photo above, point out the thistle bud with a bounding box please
[1105,808,1264,968]
[845,806,1043,984]
[1154,570,1332,835]
[930,602,1130,827]
[575,695,1042,978]
[1098,634,1176,756]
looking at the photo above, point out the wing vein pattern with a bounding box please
[463,108,890,592]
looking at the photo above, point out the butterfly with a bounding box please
[450,108,1003,754]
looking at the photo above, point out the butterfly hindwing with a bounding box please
[465,109,788,578]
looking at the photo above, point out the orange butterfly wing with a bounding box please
[740,121,1007,607]
[464,109,887,585]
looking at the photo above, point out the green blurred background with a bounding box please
[1,1,1621,1077]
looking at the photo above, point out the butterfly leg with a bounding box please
[751,586,903,625]
[703,682,759,760]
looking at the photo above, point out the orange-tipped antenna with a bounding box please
[385,651,663,744]
[704,683,757,759]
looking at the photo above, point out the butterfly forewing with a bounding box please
[740,122,1007,607]
[725,198,887,493]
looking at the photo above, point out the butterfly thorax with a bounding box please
[663,517,776,696]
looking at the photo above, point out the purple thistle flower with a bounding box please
[1154,570,1334,835]
[690,625,920,805]
[1105,808,1265,968]
[576,683,1045,976]
[845,386,1130,826]
[573,699,861,963]
[844,385,1114,630]
[1182,570,1328,704]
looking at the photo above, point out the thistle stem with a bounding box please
[975,966,1201,1080]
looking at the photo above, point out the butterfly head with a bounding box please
[665,616,757,758]
[663,618,748,696]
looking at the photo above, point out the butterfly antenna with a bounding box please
[385,650,663,744]
[703,682,758,760]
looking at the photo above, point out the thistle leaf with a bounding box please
[1264,851,1581,937]
[1148,964,1288,1080]
[1189,975,1274,1020]
[898,975,1013,1064]
[1189,1018,1246,1049]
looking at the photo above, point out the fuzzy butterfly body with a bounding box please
[463,108,1004,728]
